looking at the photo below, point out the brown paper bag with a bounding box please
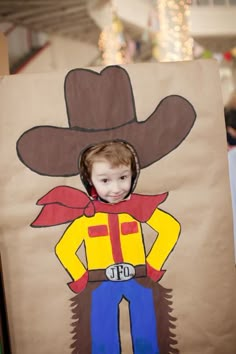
[0,60,235,354]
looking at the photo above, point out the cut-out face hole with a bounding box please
[79,140,140,201]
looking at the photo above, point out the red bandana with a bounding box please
[31,186,168,227]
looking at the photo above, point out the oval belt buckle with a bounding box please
[105,263,135,281]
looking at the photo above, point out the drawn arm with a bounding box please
[146,208,180,280]
[55,217,88,292]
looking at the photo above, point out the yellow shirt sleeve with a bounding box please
[146,208,181,270]
[55,217,87,281]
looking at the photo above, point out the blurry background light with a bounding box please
[156,0,193,62]
[98,1,129,65]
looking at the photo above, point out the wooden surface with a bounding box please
[0,32,9,75]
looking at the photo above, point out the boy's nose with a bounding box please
[111,182,120,193]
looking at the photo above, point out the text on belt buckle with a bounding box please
[105,263,135,281]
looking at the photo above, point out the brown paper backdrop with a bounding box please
[0,60,236,354]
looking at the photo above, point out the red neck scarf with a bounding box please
[31,185,168,227]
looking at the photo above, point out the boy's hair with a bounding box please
[80,141,137,179]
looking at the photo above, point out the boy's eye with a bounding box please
[101,178,108,183]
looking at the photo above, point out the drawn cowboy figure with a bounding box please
[16,66,196,354]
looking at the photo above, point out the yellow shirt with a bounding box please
[55,208,180,281]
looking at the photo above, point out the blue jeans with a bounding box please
[91,279,159,354]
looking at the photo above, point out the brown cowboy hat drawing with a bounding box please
[16,65,196,177]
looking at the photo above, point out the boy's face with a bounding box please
[90,159,132,204]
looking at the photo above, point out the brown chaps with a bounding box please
[70,278,179,354]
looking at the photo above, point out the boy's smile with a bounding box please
[90,159,132,204]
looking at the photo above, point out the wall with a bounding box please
[19,35,99,74]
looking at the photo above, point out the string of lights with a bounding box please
[156,0,193,61]
[98,2,127,65]
[98,0,194,64]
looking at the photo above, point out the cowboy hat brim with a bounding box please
[16,95,196,177]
